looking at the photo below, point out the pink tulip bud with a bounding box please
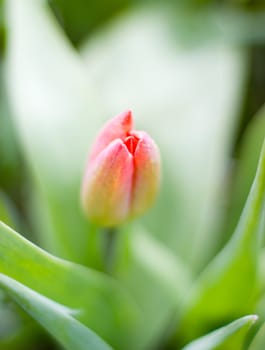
[81,110,160,227]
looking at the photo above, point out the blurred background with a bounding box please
[0,0,265,349]
[1,0,265,233]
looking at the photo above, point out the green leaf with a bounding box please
[249,322,265,350]
[181,315,257,350]
[224,106,265,241]
[0,323,51,350]
[0,192,16,228]
[0,221,141,350]
[5,0,104,265]
[0,70,22,202]
[256,249,265,317]
[174,139,265,343]
[49,0,131,46]
[0,274,113,350]
[115,226,192,348]
[171,8,265,46]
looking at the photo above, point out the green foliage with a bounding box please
[0,192,16,227]
[48,0,131,46]
[182,316,258,350]
[115,226,192,348]
[174,139,265,343]
[225,107,265,239]
[0,222,140,349]
[0,274,113,350]
[249,322,265,350]
[1,0,265,349]
[5,0,102,265]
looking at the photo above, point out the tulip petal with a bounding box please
[82,139,134,226]
[130,131,160,218]
[89,110,133,162]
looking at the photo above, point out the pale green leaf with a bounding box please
[115,226,192,349]
[5,0,104,265]
[175,139,265,342]
[182,315,257,350]
[0,274,113,350]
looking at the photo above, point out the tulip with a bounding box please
[81,110,160,227]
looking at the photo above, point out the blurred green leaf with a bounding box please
[48,0,131,46]
[0,323,54,350]
[0,294,21,346]
[0,274,113,350]
[115,226,192,348]
[0,70,23,206]
[171,8,265,46]
[181,315,257,350]
[174,138,265,343]
[0,192,16,228]
[249,322,265,350]
[0,0,5,57]
[48,1,265,46]
[0,221,141,350]
[5,0,106,265]
[224,106,265,241]
[257,248,265,317]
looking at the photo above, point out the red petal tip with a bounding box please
[119,109,133,130]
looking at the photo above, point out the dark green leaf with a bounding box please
[249,322,265,350]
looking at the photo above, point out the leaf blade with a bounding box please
[0,274,113,350]
[5,0,103,265]
[182,315,257,350]
[0,221,140,350]
[175,139,265,342]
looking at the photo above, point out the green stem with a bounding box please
[101,227,118,274]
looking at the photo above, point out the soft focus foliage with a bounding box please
[0,0,265,349]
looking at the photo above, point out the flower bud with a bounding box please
[81,110,160,227]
